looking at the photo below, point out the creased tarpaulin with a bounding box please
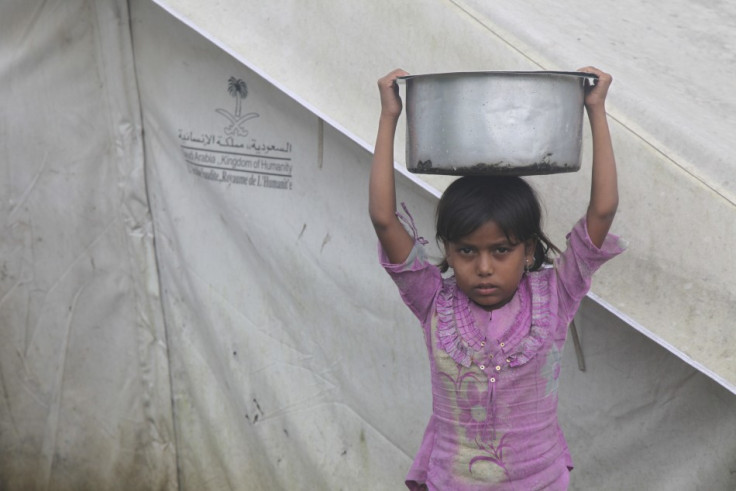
[2,0,736,490]
[0,0,175,490]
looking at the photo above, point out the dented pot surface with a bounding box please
[401,71,594,176]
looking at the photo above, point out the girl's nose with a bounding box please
[477,254,493,275]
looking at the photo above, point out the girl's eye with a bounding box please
[494,247,511,254]
[457,247,474,255]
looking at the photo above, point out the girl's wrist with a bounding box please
[379,111,401,123]
[585,102,607,115]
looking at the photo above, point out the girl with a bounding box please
[369,67,624,490]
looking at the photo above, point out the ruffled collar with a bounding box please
[435,271,552,368]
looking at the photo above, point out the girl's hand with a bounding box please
[578,66,612,110]
[377,68,409,119]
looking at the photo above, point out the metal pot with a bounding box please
[401,71,596,176]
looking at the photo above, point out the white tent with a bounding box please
[2,0,735,489]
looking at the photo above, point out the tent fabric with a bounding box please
[0,0,175,489]
[2,0,736,489]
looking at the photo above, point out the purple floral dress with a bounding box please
[380,217,625,490]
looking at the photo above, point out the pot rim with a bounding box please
[398,70,598,81]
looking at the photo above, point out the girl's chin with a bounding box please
[471,295,513,311]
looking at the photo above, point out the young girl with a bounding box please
[369,67,624,490]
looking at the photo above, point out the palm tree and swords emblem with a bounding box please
[216,77,259,136]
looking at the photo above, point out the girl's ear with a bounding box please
[524,238,537,263]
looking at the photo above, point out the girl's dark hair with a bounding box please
[436,176,560,273]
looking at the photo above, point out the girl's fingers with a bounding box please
[386,68,410,79]
[577,66,612,87]
[577,66,612,105]
[378,68,410,89]
[377,68,410,116]
[577,65,600,74]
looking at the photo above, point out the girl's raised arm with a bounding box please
[369,69,415,264]
[579,67,618,248]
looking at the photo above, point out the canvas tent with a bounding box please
[1,0,735,489]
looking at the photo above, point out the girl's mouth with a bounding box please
[475,284,499,295]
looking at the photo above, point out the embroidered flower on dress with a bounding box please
[542,344,563,396]
[457,381,495,444]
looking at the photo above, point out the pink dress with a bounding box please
[380,217,625,490]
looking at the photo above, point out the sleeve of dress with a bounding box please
[553,217,627,326]
[377,204,443,326]
[379,239,443,326]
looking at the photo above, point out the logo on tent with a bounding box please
[216,77,260,136]
[177,75,293,191]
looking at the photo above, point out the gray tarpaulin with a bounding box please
[1,0,735,489]
[1,0,175,488]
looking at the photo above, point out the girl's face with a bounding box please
[445,220,534,311]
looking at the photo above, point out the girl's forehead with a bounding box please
[457,220,518,244]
